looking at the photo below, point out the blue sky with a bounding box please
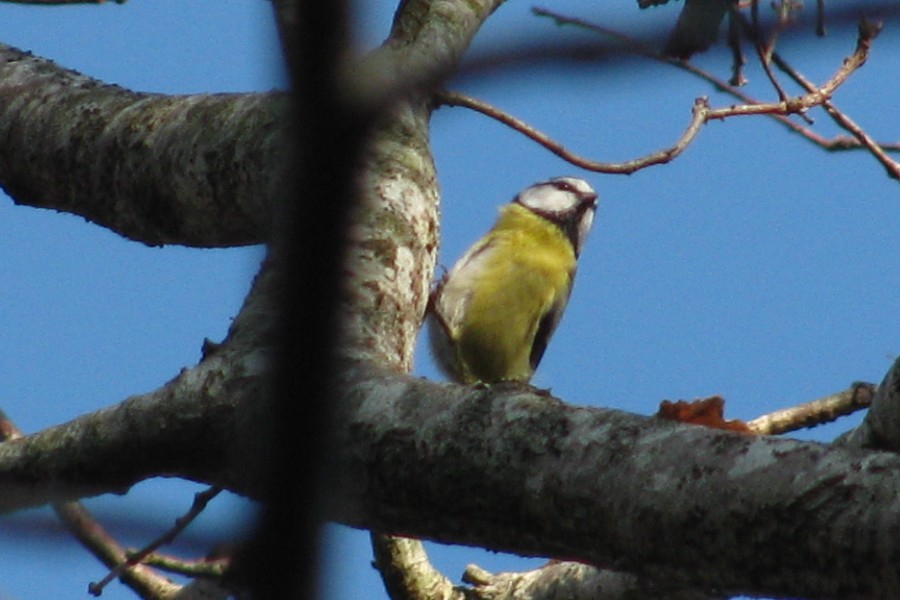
[1,1,898,599]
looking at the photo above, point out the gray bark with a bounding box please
[4,353,900,599]
[2,1,899,599]
[0,44,285,247]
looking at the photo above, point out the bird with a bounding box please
[427,177,598,385]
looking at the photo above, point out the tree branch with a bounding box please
[89,486,222,596]
[139,552,230,579]
[3,346,900,598]
[371,534,462,600]
[838,358,900,452]
[435,89,706,174]
[0,413,182,600]
[326,360,900,600]
[0,259,280,512]
[747,382,876,435]
[532,8,900,166]
[760,18,900,179]
[463,560,724,600]
[437,13,875,177]
[0,43,286,247]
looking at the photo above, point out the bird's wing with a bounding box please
[529,269,575,372]
[429,236,498,335]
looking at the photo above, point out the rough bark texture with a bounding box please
[0,260,280,510]
[463,561,724,600]
[339,0,505,372]
[0,44,285,247]
[3,346,900,599]
[3,1,900,599]
[371,533,461,600]
[326,361,900,600]
[839,360,900,452]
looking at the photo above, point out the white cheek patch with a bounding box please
[579,209,594,240]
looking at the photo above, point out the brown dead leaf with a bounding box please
[657,395,753,433]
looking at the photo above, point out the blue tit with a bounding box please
[427,177,598,384]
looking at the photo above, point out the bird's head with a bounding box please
[514,177,598,257]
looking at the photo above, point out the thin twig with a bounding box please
[0,411,181,600]
[55,504,182,599]
[734,11,898,177]
[535,6,822,132]
[90,486,223,595]
[137,551,231,578]
[765,19,900,179]
[436,89,709,174]
[750,9,792,102]
[532,7,900,166]
[437,25,871,176]
[747,383,876,435]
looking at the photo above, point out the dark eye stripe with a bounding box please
[549,179,597,205]
[552,180,577,194]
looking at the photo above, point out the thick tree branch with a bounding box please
[463,561,723,600]
[0,259,279,511]
[3,348,900,599]
[0,43,286,247]
[0,414,182,600]
[326,361,900,600]
[839,359,900,452]
[0,359,265,509]
[373,532,726,600]
[342,0,508,375]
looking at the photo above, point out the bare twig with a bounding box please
[55,504,182,599]
[749,7,792,102]
[764,19,900,179]
[436,89,707,174]
[90,486,223,595]
[532,7,900,171]
[747,383,876,435]
[371,533,462,600]
[138,551,231,578]
[0,411,181,600]
[437,25,871,176]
